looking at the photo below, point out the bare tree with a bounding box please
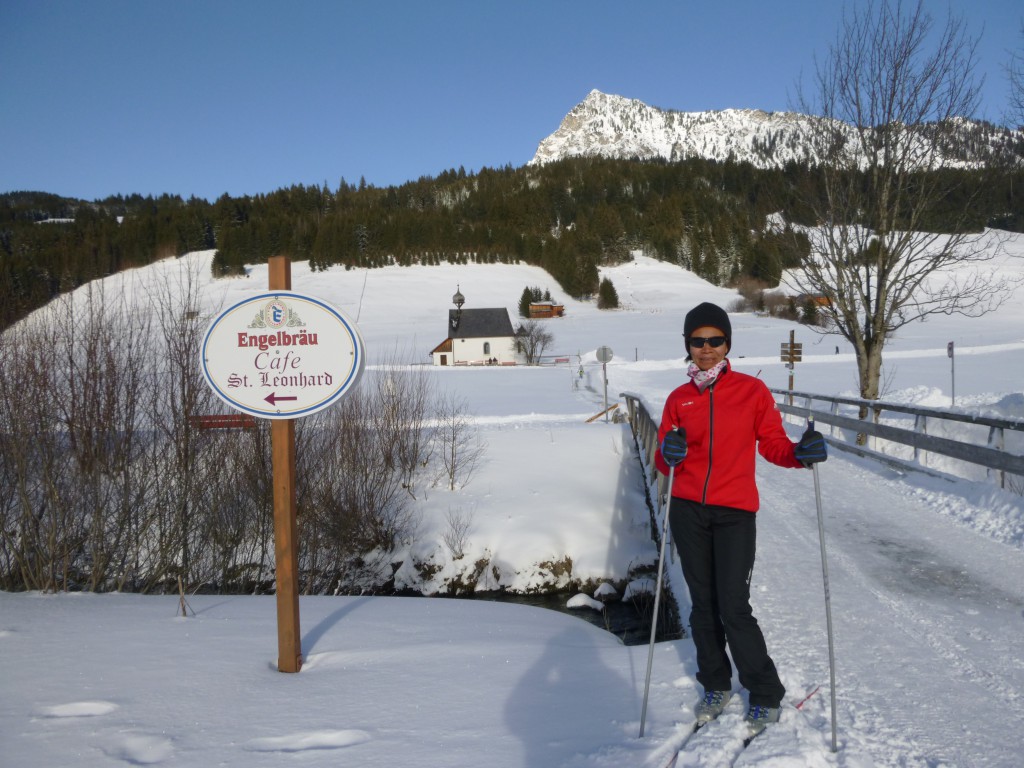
[51,283,154,591]
[0,314,72,590]
[791,0,1017,406]
[434,391,486,492]
[144,258,222,590]
[0,282,156,591]
[368,346,436,498]
[515,320,554,365]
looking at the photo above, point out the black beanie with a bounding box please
[684,302,732,353]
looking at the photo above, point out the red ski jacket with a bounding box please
[655,361,804,513]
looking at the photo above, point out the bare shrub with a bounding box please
[143,260,223,592]
[0,262,444,596]
[442,506,475,560]
[730,275,771,312]
[367,346,435,499]
[300,361,434,592]
[433,391,487,491]
[0,315,73,591]
[763,290,798,320]
[1006,474,1024,497]
[196,425,274,592]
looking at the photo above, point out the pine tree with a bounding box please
[518,287,534,318]
[597,277,619,309]
[800,298,820,326]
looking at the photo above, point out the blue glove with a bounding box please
[794,428,827,467]
[661,428,687,467]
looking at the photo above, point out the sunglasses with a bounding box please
[689,336,728,349]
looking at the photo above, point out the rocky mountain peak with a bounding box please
[530,89,1021,170]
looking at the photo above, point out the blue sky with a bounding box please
[2,0,1021,202]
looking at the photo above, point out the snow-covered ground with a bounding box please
[3,231,1023,767]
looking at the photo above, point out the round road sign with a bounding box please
[200,291,365,419]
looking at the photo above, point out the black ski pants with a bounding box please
[669,497,785,707]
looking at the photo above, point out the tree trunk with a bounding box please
[855,340,884,443]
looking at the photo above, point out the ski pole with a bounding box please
[639,462,675,738]
[809,417,838,752]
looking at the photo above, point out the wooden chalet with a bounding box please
[528,301,566,318]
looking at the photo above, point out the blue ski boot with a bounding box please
[694,690,732,725]
[744,704,780,737]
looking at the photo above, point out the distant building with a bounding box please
[795,293,832,307]
[430,286,518,366]
[528,301,566,318]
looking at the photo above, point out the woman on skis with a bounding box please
[655,301,827,737]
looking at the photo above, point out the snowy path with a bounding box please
[750,447,1024,767]
[571,351,1024,764]
[522,388,1024,768]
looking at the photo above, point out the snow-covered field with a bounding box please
[3,231,1024,766]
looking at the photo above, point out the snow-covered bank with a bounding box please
[3,233,1024,766]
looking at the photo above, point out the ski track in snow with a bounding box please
[756,449,1024,767]
[569,399,1018,767]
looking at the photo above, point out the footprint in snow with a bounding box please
[40,700,119,718]
[246,729,371,753]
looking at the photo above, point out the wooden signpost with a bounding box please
[780,330,802,405]
[200,256,365,672]
[596,345,613,421]
[269,258,301,673]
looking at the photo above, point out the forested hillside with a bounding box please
[3,157,1022,330]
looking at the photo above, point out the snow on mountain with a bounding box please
[530,89,1020,169]
[531,90,815,167]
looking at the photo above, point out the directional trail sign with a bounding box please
[201,291,365,419]
[780,342,803,363]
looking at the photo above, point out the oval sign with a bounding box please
[200,291,365,419]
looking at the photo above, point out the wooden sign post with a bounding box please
[268,256,302,673]
[780,330,803,406]
[596,346,613,421]
[199,255,365,673]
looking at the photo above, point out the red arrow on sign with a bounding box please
[264,393,298,406]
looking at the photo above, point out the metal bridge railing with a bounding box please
[619,389,1024,490]
[770,388,1024,489]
